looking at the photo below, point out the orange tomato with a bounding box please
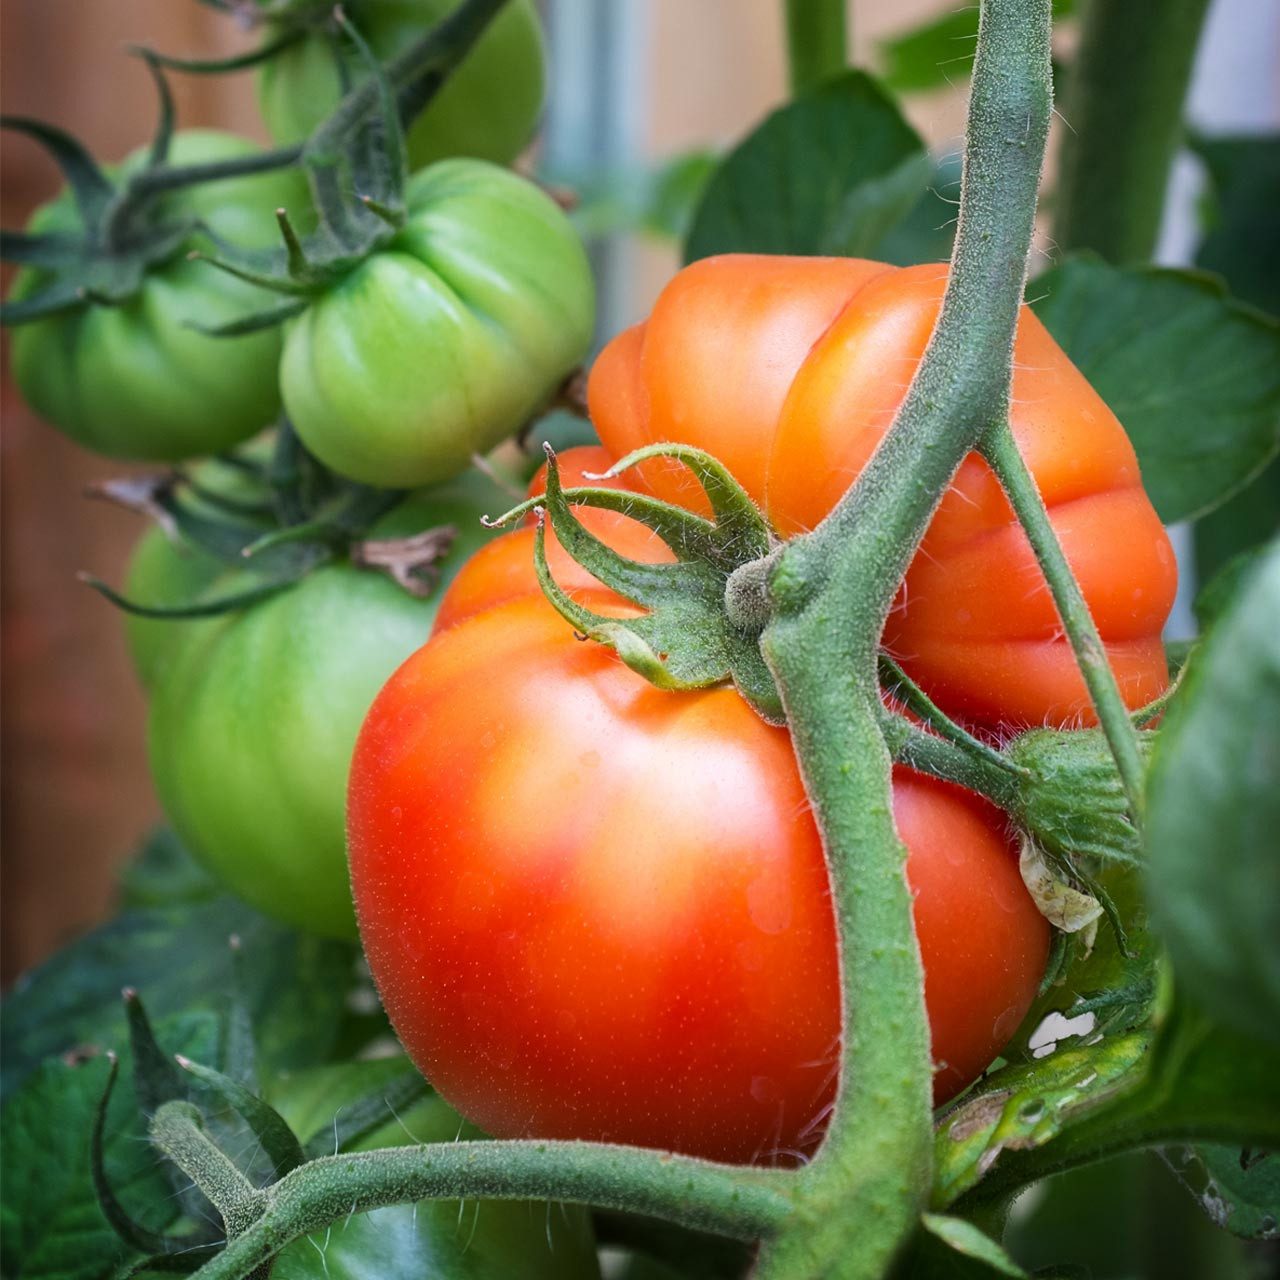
[589,255,1178,729]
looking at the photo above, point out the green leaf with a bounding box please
[1146,539,1280,1048]
[1031,255,1280,523]
[1193,457,1280,586]
[569,150,720,244]
[0,1016,217,1280]
[920,1215,1029,1277]
[873,150,961,267]
[1,843,358,1098]
[1192,544,1268,632]
[1191,132,1280,317]
[877,0,1076,94]
[684,70,930,263]
[1164,1145,1280,1240]
[116,827,222,910]
[934,1030,1151,1209]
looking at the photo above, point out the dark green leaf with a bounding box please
[1191,132,1280,317]
[1146,540,1280,1048]
[1,848,358,1098]
[1193,457,1280,586]
[0,1016,217,1280]
[117,828,221,910]
[1031,255,1280,523]
[1164,1145,1280,1240]
[1192,545,1268,632]
[1006,1151,1261,1279]
[684,70,930,262]
[877,0,1076,95]
[873,150,961,266]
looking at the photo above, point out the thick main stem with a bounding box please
[1053,0,1211,264]
[784,0,848,96]
[980,420,1147,822]
[754,2,1054,1276]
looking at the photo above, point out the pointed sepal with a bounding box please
[174,1056,306,1184]
[497,444,785,722]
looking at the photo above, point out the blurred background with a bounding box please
[2,0,1277,983]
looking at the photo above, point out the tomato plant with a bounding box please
[347,543,1050,1163]
[8,131,304,461]
[589,255,1179,730]
[257,0,546,170]
[281,158,594,488]
[4,1,1278,1278]
[147,471,507,939]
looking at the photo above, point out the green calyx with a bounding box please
[491,443,786,721]
[87,424,461,625]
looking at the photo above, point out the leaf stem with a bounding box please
[1053,0,1212,264]
[783,0,848,96]
[980,419,1147,824]
[185,1141,792,1280]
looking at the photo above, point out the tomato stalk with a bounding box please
[1053,0,1212,265]
[980,419,1149,824]
[751,0,1054,1274]
[178,1134,793,1280]
[783,0,848,96]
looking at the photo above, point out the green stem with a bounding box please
[980,419,1147,824]
[879,656,1027,783]
[877,702,1023,813]
[752,3,1054,1276]
[784,0,848,96]
[150,1103,265,1239]
[308,0,509,159]
[1053,0,1212,264]
[186,1141,792,1280]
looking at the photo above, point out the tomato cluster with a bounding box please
[6,0,1176,1179]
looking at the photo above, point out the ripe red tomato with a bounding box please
[347,501,1050,1164]
[588,255,1178,730]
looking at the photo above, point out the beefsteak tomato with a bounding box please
[147,470,508,939]
[347,481,1050,1163]
[281,159,594,488]
[588,255,1178,730]
[9,132,305,461]
[257,0,546,171]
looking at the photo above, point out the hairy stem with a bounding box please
[1053,0,1212,264]
[784,0,848,96]
[753,2,1054,1276]
[980,419,1147,823]
[186,1141,792,1280]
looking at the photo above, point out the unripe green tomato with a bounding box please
[257,0,545,169]
[281,159,594,488]
[147,469,507,938]
[9,132,307,462]
[266,1060,601,1280]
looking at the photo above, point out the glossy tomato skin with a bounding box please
[9,132,306,461]
[148,471,507,939]
[267,1060,600,1280]
[588,255,1178,730]
[281,160,594,488]
[258,0,546,171]
[348,548,1050,1163]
